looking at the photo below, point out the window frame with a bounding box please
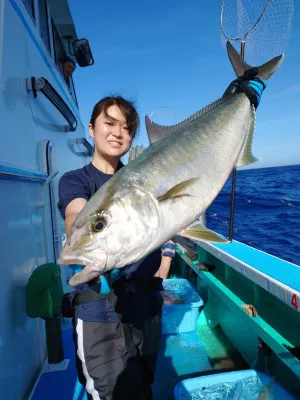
[68,76,78,107]
[51,18,66,77]
[21,0,35,21]
[51,18,79,106]
[37,0,51,54]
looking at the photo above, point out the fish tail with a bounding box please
[226,41,284,80]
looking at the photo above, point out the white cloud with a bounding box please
[283,84,300,93]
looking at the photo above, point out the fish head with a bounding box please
[58,183,159,275]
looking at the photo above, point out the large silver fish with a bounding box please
[58,42,283,286]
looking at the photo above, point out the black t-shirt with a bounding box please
[57,162,163,322]
[58,162,120,220]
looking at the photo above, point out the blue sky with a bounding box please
[69,0,300,168]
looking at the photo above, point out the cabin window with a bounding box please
[52,19,78,106]
[52,19,66,76]
[22,0,35,20]
[38,0,50,52]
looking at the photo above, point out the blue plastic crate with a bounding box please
[161,279,203,334]
[174,369,296,399]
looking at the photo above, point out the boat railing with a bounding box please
[0,163,48,183]
[26,77,78,132]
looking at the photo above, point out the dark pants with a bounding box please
[73,284,163,400]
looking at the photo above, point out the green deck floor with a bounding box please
[152,314,249,399]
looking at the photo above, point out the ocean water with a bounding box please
[206,164,300,266]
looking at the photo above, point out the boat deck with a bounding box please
[153,322,248,399]
[29,318,248,400]
[28,241,300,399]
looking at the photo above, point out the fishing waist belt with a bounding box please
[112,276,163,295]
[61,290,111,318]
[74,291,108,306]
[67,276,163,310]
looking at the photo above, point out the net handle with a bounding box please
[220,0,272,42]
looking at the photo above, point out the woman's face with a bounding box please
[89,105,133,159]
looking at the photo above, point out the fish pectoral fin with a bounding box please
[178,222,229,243]
[157,178,200,202]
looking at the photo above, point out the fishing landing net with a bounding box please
[220,0,294,65]
[149,106,177,126]
[220,0,294,241]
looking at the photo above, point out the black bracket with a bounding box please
[72,138,94,157]
[26,77,78,132]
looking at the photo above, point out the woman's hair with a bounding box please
[90,96,139,138]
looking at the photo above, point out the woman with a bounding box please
[58,96,175,400]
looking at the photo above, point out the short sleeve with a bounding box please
[57,172,90,220]
[161,240,176,258]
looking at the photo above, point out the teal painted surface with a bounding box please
[153,310,249,400]
[153,330,212,399]
[174,252,300,398]
[212,240,300,291]
[195,247,300,348]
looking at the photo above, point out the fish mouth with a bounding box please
[57,254,92,266]
[58,249,108,271]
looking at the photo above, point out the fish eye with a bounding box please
[91,218,106,232]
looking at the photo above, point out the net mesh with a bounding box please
[149,106,177,125]
[221,0,294,65]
